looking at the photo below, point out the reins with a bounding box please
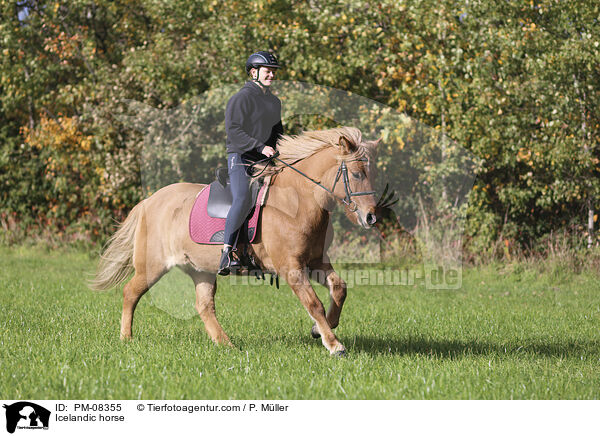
[248,151,376,212]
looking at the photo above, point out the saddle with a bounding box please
[189,169,269,245]
[206,167,263,219]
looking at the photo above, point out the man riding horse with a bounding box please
[219,51,283,275]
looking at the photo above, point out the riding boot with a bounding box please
[218,246,241,276]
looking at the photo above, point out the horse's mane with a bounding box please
[257,126,370,177]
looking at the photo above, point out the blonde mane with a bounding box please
[257,126,370,177]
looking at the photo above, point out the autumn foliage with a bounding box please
[0,0,598,257]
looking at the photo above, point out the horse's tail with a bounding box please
[90,201,145,291]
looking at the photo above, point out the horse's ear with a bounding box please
[339,136,357,154]
[365,137,382,151]
[358,137,381,158]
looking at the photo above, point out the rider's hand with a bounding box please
[261,146,276,157]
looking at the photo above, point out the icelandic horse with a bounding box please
[92,127,379,356]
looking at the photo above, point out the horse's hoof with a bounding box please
[310,324,321,339]
[333,349,347,358]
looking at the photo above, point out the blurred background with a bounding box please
[1,0,598,265]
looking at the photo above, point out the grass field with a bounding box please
[1,246,599,399]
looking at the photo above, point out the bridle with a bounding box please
[250,152,376,213]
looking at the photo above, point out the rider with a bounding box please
[218,51,283,275]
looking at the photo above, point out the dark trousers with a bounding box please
[223,153,253,247]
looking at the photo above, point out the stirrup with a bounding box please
[218,247,241,276]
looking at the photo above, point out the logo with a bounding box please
[3,402,50,434]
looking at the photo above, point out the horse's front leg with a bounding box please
[284,265,346,356]
[308,262,347,340]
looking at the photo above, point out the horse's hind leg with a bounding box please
[119,203,170,340]
[309,263,347,339]
[186,270,232,346]
[120,265,166,340]
[120,273,148,340]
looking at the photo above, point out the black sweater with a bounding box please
[225,81,283,160]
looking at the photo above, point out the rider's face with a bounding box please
[252,67,277,86]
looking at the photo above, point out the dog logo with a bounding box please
[3,402,50,434]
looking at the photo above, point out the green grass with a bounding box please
[1,246,599,399]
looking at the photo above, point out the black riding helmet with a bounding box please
[245,51,281,75]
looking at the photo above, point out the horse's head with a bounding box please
[332,134,380,229]
[268,127,381,229]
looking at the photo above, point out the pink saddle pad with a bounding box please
[189,183,268,244]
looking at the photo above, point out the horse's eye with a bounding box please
[352,172,361,179]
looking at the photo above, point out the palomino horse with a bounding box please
[92,127,379,356]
